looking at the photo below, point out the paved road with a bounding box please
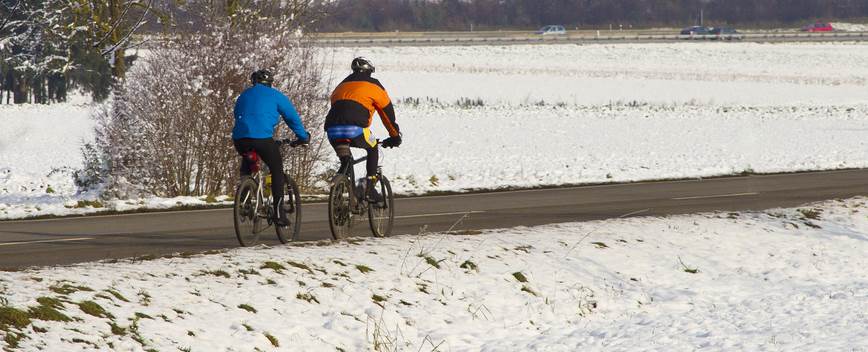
[1,169,867,269]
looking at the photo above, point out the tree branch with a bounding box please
[92,0,135,49]
[100,0,153,57]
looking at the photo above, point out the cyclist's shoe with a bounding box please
[365,176,383,203]
[273,198,290,227]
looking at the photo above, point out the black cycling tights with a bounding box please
[234,138,285,205]
[330,135,378,178]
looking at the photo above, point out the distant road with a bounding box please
[314,30,868,46]
[1,169,867,269]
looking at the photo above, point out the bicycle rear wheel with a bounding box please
[234,177,262,247]
[275,177,302,243]
[368,176,395,237]
[328,175,353,240]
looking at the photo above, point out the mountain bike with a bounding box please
[233,139,303,247]
[328,142,395,240]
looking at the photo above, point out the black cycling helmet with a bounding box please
[351,57,375,73]
[250,69,274,86]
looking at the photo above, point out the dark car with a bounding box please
[710,27,743,40]
[680,26,711,36]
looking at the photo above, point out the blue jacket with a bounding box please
[232,84,310,141]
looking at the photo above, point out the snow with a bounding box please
[324,42,868,106]
[326,43,868,194]
[2,197,867,351]
[832,22,868,32]
[0,100,95,216]
[3,42,868,218]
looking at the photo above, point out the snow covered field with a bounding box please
[1,197,867,351]
[325,42,868,193]
[2,42,868,218]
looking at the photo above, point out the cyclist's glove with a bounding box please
[289,138,310,147]
[382,136,402,148]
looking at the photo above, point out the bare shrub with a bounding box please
[81,4,329,198]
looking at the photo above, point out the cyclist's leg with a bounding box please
[256,140,285,203]
[330,139,353,176]
[325,125,361,177]
[349,128,378,178]
[233,139,254,176]
[349,130,380,201]
[249,139,287,223]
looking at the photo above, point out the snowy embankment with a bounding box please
[2,42,868,219]
[2,198,867,351]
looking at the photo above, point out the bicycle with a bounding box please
[233,139,303,247]
[327,141,395,240]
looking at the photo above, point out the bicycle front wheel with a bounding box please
[275,177,302,243]
[328,175,353,240]
[234,177,261,247]
[368,176,395,237]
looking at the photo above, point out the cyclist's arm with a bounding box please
[277,93,310,141]
[372,86,400,137]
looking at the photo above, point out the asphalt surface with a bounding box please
[1,169,867,269]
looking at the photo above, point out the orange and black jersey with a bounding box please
[325,73,400,137]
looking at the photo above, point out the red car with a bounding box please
[802,23,834,32]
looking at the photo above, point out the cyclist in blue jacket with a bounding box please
[233,69,310,226]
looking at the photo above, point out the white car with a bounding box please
[537,25,567,35]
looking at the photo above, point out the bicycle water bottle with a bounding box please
[264,174,273,197]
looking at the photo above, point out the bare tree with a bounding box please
[82,1,330,198]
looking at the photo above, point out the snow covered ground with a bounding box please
[325,42,868,193]
[2,42,868,218]
[324,42,868,106]
[2,197,867,351]
[832,22,868,32]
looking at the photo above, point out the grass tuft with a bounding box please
[521,285,539,296]
[105,289,130,302]
[109,322,127,336]
[204,194,219,203]
[296,293,320,304]
[77,301,113,318]
[260,261,286,273]
[459,260,478,272]
[3,331,26,348]
[591,242,609,249]
[198,270,231,278]
[678,257,700,274]
[238,269,260,276]
[418,254,442,269]
[35,297,63,310]
[73,199,104,208]
[371,294,387,307]
[512,272,528,283]
[0,306,31,329]
[28,304,71,322]
[264,332,279,347]
[286,260,314,274]
[355,264,374,274]
[49,283,94,295]
[514,245,533,253]
[237,304,257,313]
[798,208,823,220]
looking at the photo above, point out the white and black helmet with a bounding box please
[351,57,375,73]
[250,69,274,86]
